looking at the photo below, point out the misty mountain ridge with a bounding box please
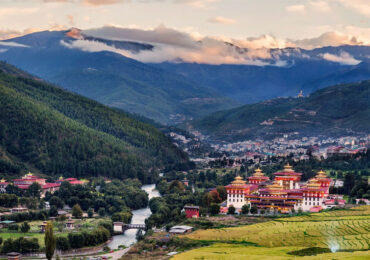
[0,28,369,124]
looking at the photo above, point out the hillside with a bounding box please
[0,30,234,124]
[189,81,370,141]
[0,62,192,181]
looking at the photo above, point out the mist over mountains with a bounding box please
[0,27,369,126]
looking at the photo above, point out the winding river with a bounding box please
[107,184,160,249]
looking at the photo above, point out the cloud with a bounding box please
[309,1,330,12]
[336,0,370,16]
[285,4,305,13]
[320,51,361,65]
[175,0,219,9]
[0,8,38,17]
[0,41,30,48]
[208,16,236,25]
[291,32,360,49]
[0,25,67,40]
[82,0,128,6]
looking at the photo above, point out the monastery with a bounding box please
[226,164,332,213]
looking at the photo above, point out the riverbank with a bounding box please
[107,184,161,249]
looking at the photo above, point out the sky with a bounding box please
[0,0,369,43]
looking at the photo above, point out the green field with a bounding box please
[175,206,370,259]
[173,244,370,260]
[0,218,102,247]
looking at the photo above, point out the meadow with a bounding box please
[175,206,370,259]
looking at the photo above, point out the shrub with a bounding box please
[20,221,30,233]
[56,236,70,251]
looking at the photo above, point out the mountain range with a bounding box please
[187,80,370,142]
[0,28,369,125]
[0,62,192,181]
[0,29,234,124]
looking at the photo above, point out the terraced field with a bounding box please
[187,206,370,250]
[177,206,370,259]
[173,244,370,260]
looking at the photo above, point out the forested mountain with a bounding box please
[154,57,370,104]
[188,81,370,141]
[0,30,233,124]
[0,62,193,181]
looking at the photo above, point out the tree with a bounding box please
[87,208,94,218]
[49,196,64,209]
[45,221,56,260]
[241,204,249,215]
[27,182,42,197]
[98,207,106,217]
[136,229,144,241]
[216,186,227,201]
[210,203,220,215]
[72,204,83,219]
[250,205,258,214]
[49,206,58,217]
[227,205,236,215]
[20,222,30,233]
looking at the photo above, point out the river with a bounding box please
[107,184,160,249]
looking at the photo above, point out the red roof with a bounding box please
[324,199,346,205]
[69,180,84,185]
[42,183,60,189]
[225,184,258,190]
[16,184,31,189]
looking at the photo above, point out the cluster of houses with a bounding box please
[224,164,345,214]
[0,172,86,197]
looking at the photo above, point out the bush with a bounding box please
[56,236,70,251]
[20,221,30,233]
[241,204,249,215]
[227,205,236,215]
[68,233,85,249]
[8,223,19,231]
[1,237,39,253]
[87,208,94,218]
[210,203,220,215]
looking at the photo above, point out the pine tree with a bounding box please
[44,221,56,260]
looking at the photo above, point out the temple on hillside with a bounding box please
[226,165,333,213]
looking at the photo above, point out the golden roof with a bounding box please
[267,180,283,190]
[283,163,294,172]
[0,178,6,182]
[307,178,321,188]
[59,176,64,180]
[316,170,327,179]
[231,176,246,186]
[253,168,265,177]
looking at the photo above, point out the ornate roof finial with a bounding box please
[284,163,294,172]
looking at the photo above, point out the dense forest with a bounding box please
[0,62,193,181]
[190,80,370,141]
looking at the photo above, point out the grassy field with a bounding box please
[173,244,370,260]
[174,206,370,259]
[0,218,103,246]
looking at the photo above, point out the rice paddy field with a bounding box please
[175,206,370,259]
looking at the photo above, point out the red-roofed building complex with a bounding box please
[226,165,334,213]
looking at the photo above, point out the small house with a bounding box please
[11,207,28,213]
[184,205,199,218]
[39,221,47,233]
[65,219,75,230]
[113,222,124,233]
[0,220,15,228]
[169,225,193,234]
